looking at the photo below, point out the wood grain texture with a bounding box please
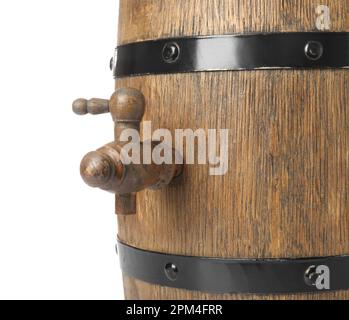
[116,0,349,299]
[118,0,349,44]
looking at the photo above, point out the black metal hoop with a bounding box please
[114,32,349,78]
[117,241,349,295]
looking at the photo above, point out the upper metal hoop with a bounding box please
[114,32,349,78]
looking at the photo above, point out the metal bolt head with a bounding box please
[162,42,180,63]
[110,49,118,76]
[165,263,178,281]
[304,265,320,286]
[110,57,114,71]
[305,41,324,61]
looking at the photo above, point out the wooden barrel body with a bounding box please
[116,0,349,300]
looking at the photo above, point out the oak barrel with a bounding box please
[115,0,349,300]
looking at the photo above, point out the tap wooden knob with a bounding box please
[80,143,125,192]
[109,88,145,123]
[80,151,114,188]
[72,98,110,115]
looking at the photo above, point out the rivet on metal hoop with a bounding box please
[304,265,320,286]
[304,41,324,61]
[110,49,118,76]
[165,263,179,281]
[162,42,180,63]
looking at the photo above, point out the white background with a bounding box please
[0,0,124,299]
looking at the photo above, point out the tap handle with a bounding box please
[72,98,110,115]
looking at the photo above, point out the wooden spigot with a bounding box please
[73,88,182,215]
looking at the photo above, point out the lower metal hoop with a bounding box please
[117,241,349,294]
